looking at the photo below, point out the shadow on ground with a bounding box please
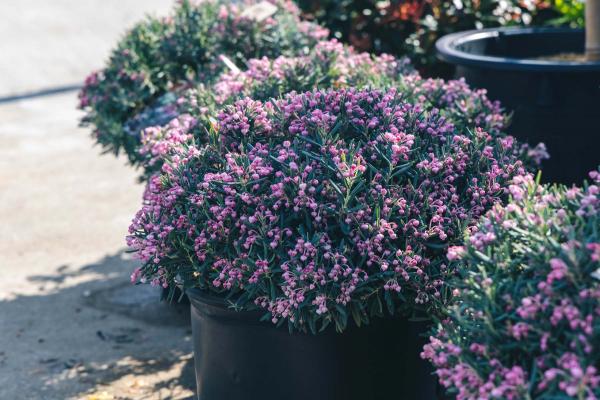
[0,251,196,400]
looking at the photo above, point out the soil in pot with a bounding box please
[187,288,438,400]
[534,52,588,62]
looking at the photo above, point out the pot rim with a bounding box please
[186,287,272,324]
[436,27,600,72]
[186,286,242,308]
[185,287,421,333]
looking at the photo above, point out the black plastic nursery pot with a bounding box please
[187,288,438,400]
[436,28,600,184]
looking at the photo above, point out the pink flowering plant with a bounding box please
[78,0,328,162]
[133,39,413,174]
[130,40,535,180]
[127,87,537,333]
[422,170,600,399]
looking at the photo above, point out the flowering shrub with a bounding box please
[134,39,413,173]
[295,0,562,74]
[422,170,600,399]
[78,0,328,162]
[131,40,530,179]
[127,87,536,332]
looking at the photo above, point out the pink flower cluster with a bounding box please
[127,88,533,332]
[139,113,198,168]
[422,170,600,399]
[400,74,509,136]
[213,39,412,105]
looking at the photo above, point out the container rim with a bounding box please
[436,27,600,72]
[186,287,271,325]
[186,287,240,308]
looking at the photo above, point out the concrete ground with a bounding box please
[0,2,196,399]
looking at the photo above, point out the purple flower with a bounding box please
[423,169,600,399]
[127,88,537,333]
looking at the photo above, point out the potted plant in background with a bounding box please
[127,86,539,399]
[422,170,600,399]
[78,0,328,165]
[436,0,600,184]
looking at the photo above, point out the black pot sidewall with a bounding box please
[187,289,437,400]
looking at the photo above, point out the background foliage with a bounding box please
[294,0,574,75]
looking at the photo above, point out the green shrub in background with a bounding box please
[550,0,585,26]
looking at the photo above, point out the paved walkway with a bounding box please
[0,2,195,399]
[0,0,171,96]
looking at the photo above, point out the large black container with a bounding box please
[187,288,437,400]
[436,28,600,184]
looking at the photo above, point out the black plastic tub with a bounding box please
[436,27,600,184]
[187,288,437,400]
